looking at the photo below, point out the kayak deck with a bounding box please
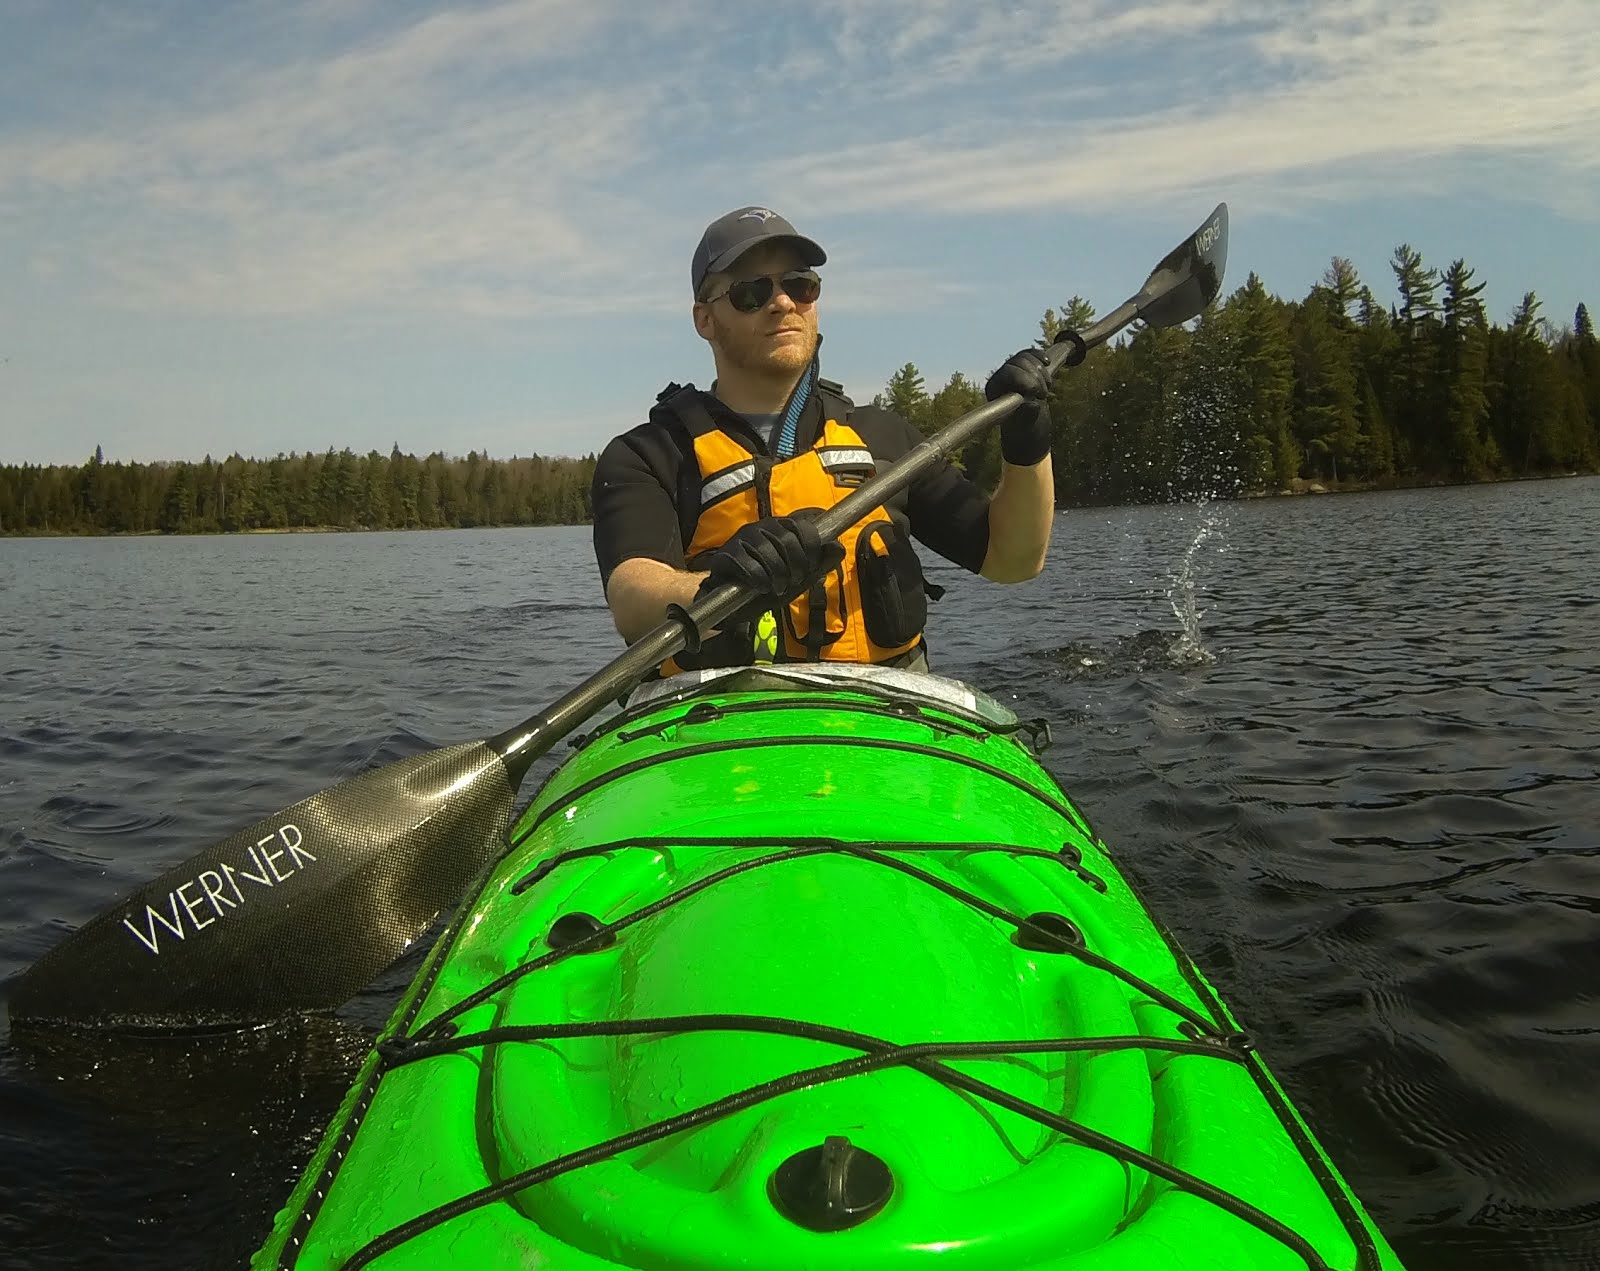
[255,668,1404,1270]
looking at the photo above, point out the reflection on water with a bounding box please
[10,1014,373,1133]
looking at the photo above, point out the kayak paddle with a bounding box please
[8,203,1228,1029]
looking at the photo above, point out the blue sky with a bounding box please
[2,0,1596,466]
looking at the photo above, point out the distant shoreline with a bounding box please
[0,521,584,539]
[5,470,1594,538]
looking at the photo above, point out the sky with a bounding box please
[2,0,1597,466]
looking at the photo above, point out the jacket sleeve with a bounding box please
[591,432,688,589]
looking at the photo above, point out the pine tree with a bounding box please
[1357,286,1382,331]
[925,373,985,432]
[1318,257,1362,329]
[227,455,259,530]
[1510,292,1543,336]
[1357,373,1395,479]
[1110,325,1189,501]
[883,363,930,430]
[1390,244,1443,471]
[1354,287,1401,474]
[1438,259,1493,479]
[1441,259,1487,329]
[1064,296,1096,331]
[1038,295,1096,347]
[358,452,391,529]
[1492,292,1567,472]
[387,445,416,528]
[1392,244,1440,327]
[1569,303,1600,459]
[161,464,196,533]
[262,456,289,528]
[1292,298,1359,482]
[1223,273,1296,490]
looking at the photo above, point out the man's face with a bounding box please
[693,243,820,378]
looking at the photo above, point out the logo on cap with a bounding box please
[739,208,778,223]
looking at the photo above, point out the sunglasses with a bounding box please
[704,269,822,313]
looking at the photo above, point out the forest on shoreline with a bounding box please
[885,251,1598,501]
[4,247,1596,536]
[1,447,593,538]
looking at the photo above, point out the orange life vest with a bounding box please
[654,384,932,677]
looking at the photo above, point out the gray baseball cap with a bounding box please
[691,206,826,297]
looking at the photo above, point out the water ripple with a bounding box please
[34,796,177,840]
[0,490,1597,1269]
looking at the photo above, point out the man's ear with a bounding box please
[692,302,715,342]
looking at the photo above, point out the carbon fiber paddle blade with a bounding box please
[1135,202,1229,328]
[10,741,514,1029]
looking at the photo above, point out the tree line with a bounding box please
[0,447,596,535]
[6,244,1597,535]
[877,249,1599,502]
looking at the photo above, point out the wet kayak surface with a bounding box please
[2,477,1596,1270]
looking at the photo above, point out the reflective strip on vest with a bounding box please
[817,447,874,471]
[700,462,757,506]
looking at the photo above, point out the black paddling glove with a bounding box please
[985,347,1053,467]
[696,511,844,606]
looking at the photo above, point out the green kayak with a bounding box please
[252,664,1406,1271]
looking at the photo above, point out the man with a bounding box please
[591,205,1054,674]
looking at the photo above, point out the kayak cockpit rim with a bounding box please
[565,664,1025,755]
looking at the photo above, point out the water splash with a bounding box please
[1164,498,1225,667]
[1049,631,1204,681]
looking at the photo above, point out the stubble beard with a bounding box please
[712,311,818,381]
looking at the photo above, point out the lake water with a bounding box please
[2,478,1597,1270]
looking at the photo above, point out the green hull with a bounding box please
[254,666,1405,1270]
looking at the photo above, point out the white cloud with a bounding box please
[771,0,1600,216]
[1,0,1594,323]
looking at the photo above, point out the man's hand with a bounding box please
[985,347,1053,467]
[695,511,844,606]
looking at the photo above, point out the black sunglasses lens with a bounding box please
[726,277,775,312]
[724,272,820,312]
[782,272,821,304]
